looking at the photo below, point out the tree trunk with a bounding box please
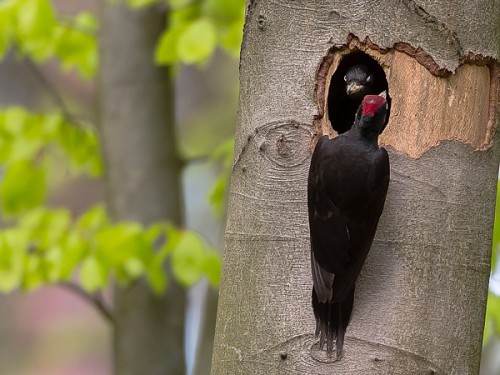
[212,1,500,374]
[99,4,186,375]
[193,287,218,375]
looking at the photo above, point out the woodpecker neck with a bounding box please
[350,116,382,145]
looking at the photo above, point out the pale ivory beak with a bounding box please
[346,82,363,95]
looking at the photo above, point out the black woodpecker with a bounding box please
[328,64,391,134]
[344,64,374,99]
[308,93,390,360]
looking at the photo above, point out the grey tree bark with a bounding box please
[99,3,186,375]
[212,1,500,374]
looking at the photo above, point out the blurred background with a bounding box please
[0,0,239,373]
[0,1,497,374]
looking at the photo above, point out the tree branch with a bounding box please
[23,56,86,126]
[60,281,114,324]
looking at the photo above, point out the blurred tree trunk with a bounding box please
[99,3,186,375]
[193,287,218,375]
[212,1,499,374]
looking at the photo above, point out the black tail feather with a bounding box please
[312,288,354,360]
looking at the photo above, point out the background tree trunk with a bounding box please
[193,287,218,375]
[212,1,500,374]
[99,3,186,374]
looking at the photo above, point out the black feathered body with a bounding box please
[307,112,390,358]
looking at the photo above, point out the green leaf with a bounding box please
[490,181,500,270]
[211,137,234,166]
[56,122,102,175]
[209,137,233,214]
[146,260,167,295]
[166,0,193,9]
[125,0,159,8]
[0,1,16,60]
[124,258,145,278]
[170,4,201,24]
[53,24,98,79]
[1,161,46,215]
[155,25,186,65]
[145,224,180,293]
[42,245,63,282]
[95,223,146,264]
[15,0,57,61]
[95,222,153,286]
[1,108,45,162]
[18,208,45,230]
[177,18,217,64]
[74,12,98,33]
[202,0,245,21]
[156,223,182,260]
[59,232,88,280]
[80,256,107,292]
[16,0,56,39]
[0,229,27,292]
[22,255,44,290]
[15,209,72,284]
[3,106,29,135]
[209,175,227,216]
[486,292,500,338]
[201,248,221,287]
[76,205,109,232]
[145,222,166,245]
[23,209,71,249]
[42,112,64,138]
[0,13,11,60]
[221,19,244,58]
[171,231,206,286]
[44,210,71,241]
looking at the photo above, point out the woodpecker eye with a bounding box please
[344,75,347,82]
[366,75,373,83]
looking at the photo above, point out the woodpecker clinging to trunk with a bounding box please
[308,93,390,360]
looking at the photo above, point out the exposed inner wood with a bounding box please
[317,39,499,158]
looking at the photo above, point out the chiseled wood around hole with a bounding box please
[318,39,500,158]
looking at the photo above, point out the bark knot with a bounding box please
[255,120,314,168]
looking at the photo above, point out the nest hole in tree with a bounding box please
[327,51,390,134]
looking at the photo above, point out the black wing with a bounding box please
[308,136,389,303]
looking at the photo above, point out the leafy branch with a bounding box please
[61,281,114,323]
[23,55,85,127]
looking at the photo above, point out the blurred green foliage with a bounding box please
[209,137,234,215]
[0,205,220,294]
[0,0,97,78]
[154,0,245,65]
[0,0,244,300]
